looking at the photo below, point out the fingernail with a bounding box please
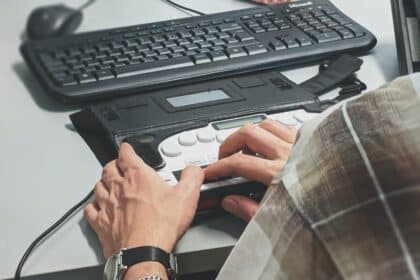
[222,197,238,210]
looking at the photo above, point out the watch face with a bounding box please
[103,253,119,280]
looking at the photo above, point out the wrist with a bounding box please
[125,229,177,253]
[123,262,168,280]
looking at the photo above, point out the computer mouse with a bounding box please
[26,4,83,40]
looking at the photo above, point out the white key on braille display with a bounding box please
[184,154,207,166]
[293,111,318,123]
[161,142,182,157]
[197,129,216,143]
[178,132,197,146]
[275,114,299,126]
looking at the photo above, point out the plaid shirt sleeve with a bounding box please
[217,73,420,280]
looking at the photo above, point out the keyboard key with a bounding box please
[177,39,190,45]
[205,27,219,34]
[192,54,211,64]
[330,14,350,25]
[345,24,365,37]
[185,24,197,29]
[251,27,265,33]
[137,45,150,52]
[281,37,299,48]
[190,37,204,44]
[218,23,242,32]
[76,72,96,84]
[165,33,179,40]
[138,37,152,45]
[113,56,194,78]
[156,55,170,60]
[170,46,184,53]
[150,43,163,50]
[95,69,115,80]
[129,59,141,65]
[336,29,354,39]
[224,37,239,44]
[152,35,165,42]
[225,47,247,58]
[296,36,312,46]
[198,21,211,27]
[209,51,228,61]
[313,31,341,43]
[210,40,224,47]
[212,19,223,25]
[184,50,197,56]
[322,6,337,15]
[265,25,279,32]
[245,43,268,55]
[54,75,78,86]
[129,53,143,60]
[204,34,217,41]
[217,32,230,39]
[157,48,171,55]
[184,44,199,51]
[191,29,205,36]
[143,50,156,57]
[270,41,287,51]
[235,31,255,41]
[178,31,192,38]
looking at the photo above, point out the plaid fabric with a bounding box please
[217,73,420,279]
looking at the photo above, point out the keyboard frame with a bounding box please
[21,0,377,103]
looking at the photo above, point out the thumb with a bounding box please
[176,165,204,198]
[222,195,259,222]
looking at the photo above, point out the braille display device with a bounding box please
[71,55,365,211]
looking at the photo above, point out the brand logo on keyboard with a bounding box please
[288,1,313,8]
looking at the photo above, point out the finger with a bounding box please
[84,203,99,230]
[102,160,123,188]
[176,166,204,198]
[259,119,298,144]
[219,124,292,160]
[94,181,109,209]
[205,153,284,186]
[117,143,144,174]
[222,195,259,222]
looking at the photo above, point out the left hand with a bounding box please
[84,143,204,259]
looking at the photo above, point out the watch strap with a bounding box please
[122,246,175,273]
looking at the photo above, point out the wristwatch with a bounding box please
[103,246,178,280]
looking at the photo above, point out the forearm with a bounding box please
[124,262,168,280]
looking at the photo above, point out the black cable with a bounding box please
[14,190,94,280]
[165,0,206,16]
[78,0,96,11]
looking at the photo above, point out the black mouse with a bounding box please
[26,4,82,40]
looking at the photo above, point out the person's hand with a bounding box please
[84,143,204,279]
[204,119,297,222]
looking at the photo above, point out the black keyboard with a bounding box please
[20,0,376,102]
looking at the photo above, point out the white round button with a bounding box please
[161,142,182,157]
[197,129,216,143]
[216,131,230,143]
[178,133,197,146]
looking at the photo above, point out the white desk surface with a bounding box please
[0,0,398,279]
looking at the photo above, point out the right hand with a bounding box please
[204,119,297,222]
